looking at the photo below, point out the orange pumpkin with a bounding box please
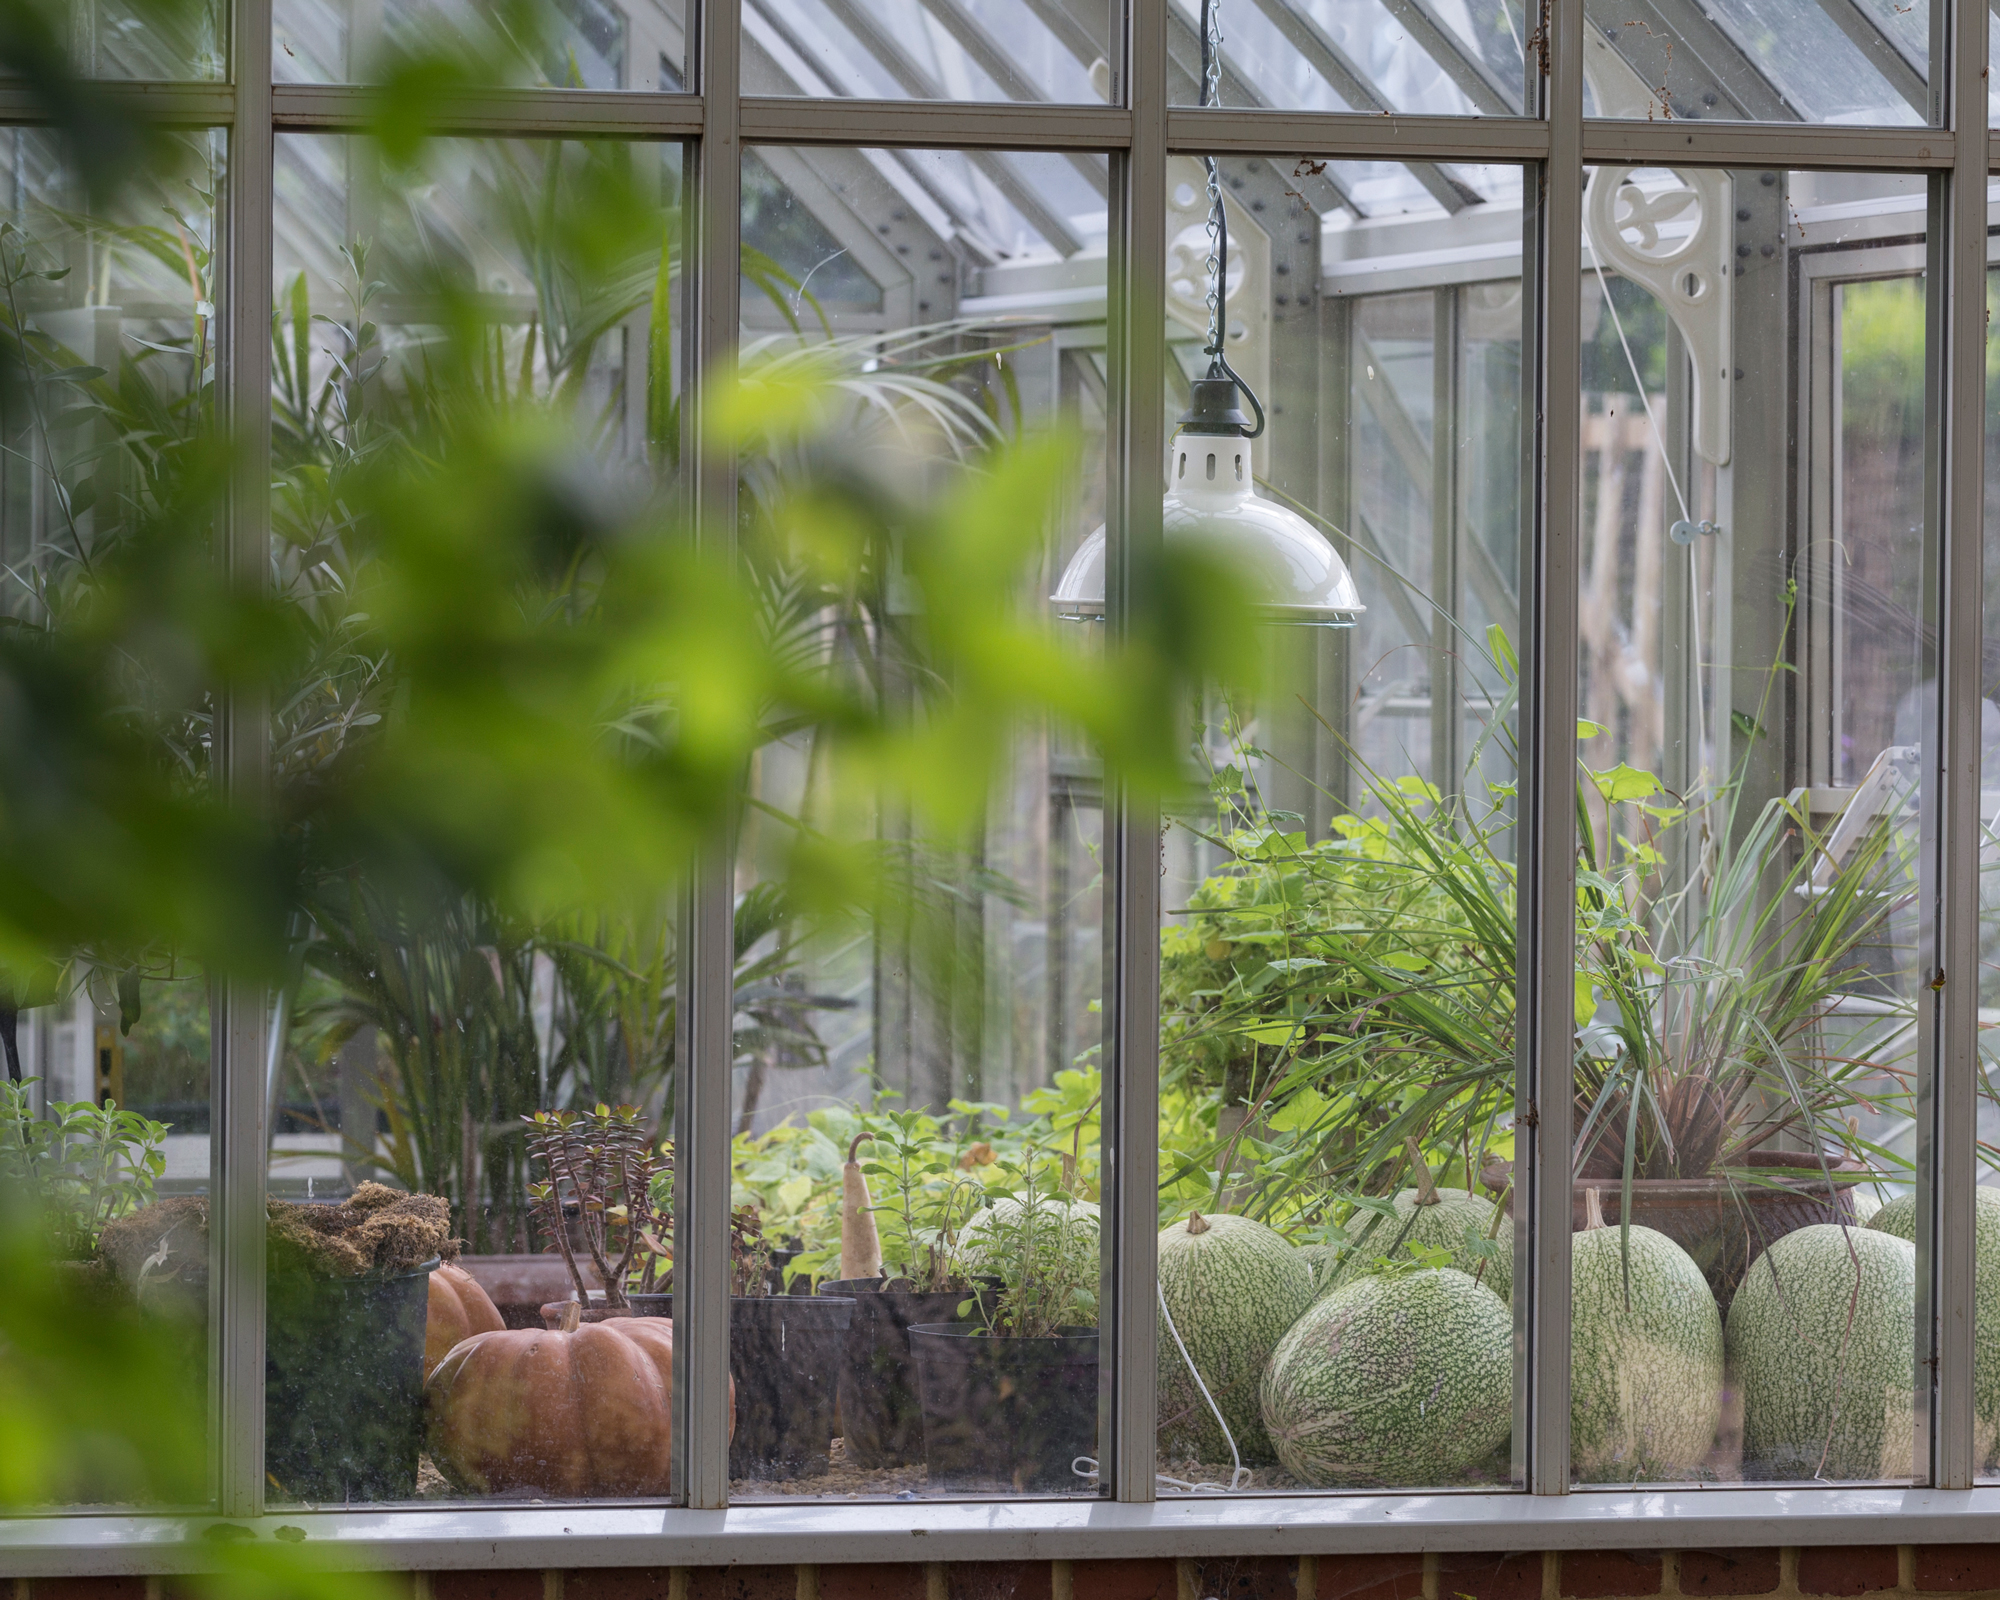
[426,1305,703,1496]
[424,1263,507,1377]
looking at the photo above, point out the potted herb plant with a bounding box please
[0,1078,167,1267]
[816,1113,991,1468]
[909,1153,1100,1492]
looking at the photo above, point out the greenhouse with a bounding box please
[4,0,2000,1578]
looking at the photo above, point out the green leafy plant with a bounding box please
[958,1153,1100,1340]
[524,1103,667,1310]
[0,1079,168,1260]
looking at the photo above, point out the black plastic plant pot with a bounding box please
[632,1293,856,1480]
[908,1324,1099,1493]
[818,1279,986,1468]
[264,1257,435,1504]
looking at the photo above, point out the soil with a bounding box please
[99,1183,456,1285]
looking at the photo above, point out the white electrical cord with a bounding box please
[1068,1281,1253,1494]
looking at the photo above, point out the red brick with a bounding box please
[1068,1560,1178,1600]
[683,1570,798,1600]
[1676,1551,1780,1597]
[1317,1554,1425,1600]
[818,1565,928,1600]
[566,1571,678,1600]
[432,1573,546,1600]
[1914,1547,2000,1593]
[952,1563,1053,1600]
[1436,1553,1542,1600]
[1797,1548,1899,1598]
[1563,1551,1661,1598]
[31,1581,152,1600]
[1183,1558,1297,1600]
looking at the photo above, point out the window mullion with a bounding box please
[1923,0,1986,1494]
[1522,0,1583,1499]
[1104,0,1167,1509]
[211,0,275,1524]
[673,0,741,1516]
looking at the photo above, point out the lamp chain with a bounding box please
[1200,0,1224,360]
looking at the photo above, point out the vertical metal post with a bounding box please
[1431,286,1462,799]
[673,0,740,1515]
[1919,0,1985,1492]
[212,0,274,1523]
[1519,0,1581,1497]
[1104,0,1166,1507]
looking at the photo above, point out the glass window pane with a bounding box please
[1579,0,1928,124]
[1976,197,2000,1480]
[1154,158,1526,1494]
[726,142,1108,1502]
[275,0,690,91]
[0,127,221,1509]
[747,0,1114,104]
[1572,165,1929,1485]
[68,0,222,79]
[268,132,686,1505]
[1168,0,1528,116]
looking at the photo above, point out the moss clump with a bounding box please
[100,1183,456,1284]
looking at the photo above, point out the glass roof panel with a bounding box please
[275,0,689,90]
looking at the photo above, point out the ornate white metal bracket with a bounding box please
[1581,32,1734,466]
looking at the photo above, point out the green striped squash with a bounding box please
[1320,1187,1511,1304]
[1570,1208,1723,1482]
[1259,1265,1512,1486]
[1868,1188,2000,1471]
[1157,1211,1315,1464]
[1727,1223,1916,1481]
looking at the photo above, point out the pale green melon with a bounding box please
[1322,1187,1511,1303]
[1295,1241,1346,1296]
[1727,1223,1916,1481]
[1851,1190,1883,1225]
[1259,1266,1512,1486]
[1157,1211,1315,1464]
[1571,1218,1723,1481]
[1869,1188,2000,1471]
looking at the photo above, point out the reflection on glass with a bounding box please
[68,0,222,78]
[1975,251,2000,1477]
[724,144,1108,1502]
[262,134,685,1504]
[276,0,688,90]
[1570,167,1927,1486]
[1155,163,1525,1493]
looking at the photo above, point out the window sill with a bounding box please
[7,1486,2000,1575]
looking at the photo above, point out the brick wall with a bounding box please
[22,1548,2000,1600]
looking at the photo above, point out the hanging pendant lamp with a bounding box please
[1051,0,1363,628]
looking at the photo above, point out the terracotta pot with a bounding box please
[1491,1150,1867,1309]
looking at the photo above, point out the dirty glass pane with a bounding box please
[1152,160,1527,1494]
[0,128,222,1510]
[725,143,1108,1502]
[1570,166,1929,1485]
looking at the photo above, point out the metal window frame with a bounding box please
[1,0,1994,1562]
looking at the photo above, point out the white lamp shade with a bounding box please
[1051,430,1364,625]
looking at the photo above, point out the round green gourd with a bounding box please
[954,1194,1099,1277]
[1570,1195,1723,1482]
[1157,1211,1315,1464]
[1727,1222,1916,1481]
[1259,1265,1512,1487]
[1320,1186,1512,1304]
[1294,1241,1345,1297]
[1869,1188,2000,1471]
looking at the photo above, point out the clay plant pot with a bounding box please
[818,1278,988,1468]
[631,1293,856,1480]
[1489,1150,1868,1309]
[1573,1151,1868,1307]
[908,1323,1099,1493]
[266,1256,437,1503]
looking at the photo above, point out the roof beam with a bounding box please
[1802,0,1930,117]
[816,0,1088,255]
[1583,0,1801,119]
[1242,0,1486,210]
[1376,0,1523,114]
[913,0,1111,196]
